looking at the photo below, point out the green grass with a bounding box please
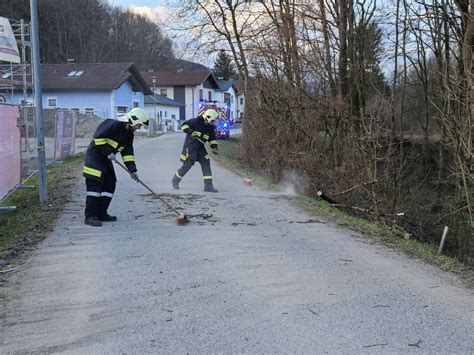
[216,134,474,285]
[0,154,84,259]
[215,135,278,191]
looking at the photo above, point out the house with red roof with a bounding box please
[141,70,222,121]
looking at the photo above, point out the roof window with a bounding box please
[67,70,84,77]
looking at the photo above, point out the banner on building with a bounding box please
[0,17,20,64]
[0,104,20,200]
[54,110,77,161]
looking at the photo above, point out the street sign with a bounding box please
[54,110,77,160]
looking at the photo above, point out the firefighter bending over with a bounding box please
[83,108,149,227]
[172,109,219,192]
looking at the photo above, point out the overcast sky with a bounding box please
[108,0,170,23]
[108,0,167,8]
[106,0,217,67]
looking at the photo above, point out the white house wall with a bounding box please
[143,103,181,131]
[152,82,245,121]
[143,103,181,121]
[182,84,206,120]
[236,93,245,120]
[223,86,237,121]
[230,87,237,121]
[153,86,174,100]
[185,86,195,120]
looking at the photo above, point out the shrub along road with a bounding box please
[0,133,473,353]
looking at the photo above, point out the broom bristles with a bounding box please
[176,214,188,225]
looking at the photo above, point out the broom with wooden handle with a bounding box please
[113,159,188,225]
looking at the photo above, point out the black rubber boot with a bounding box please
[98,214,117,222]
[204,181,218,193]
[84,216,102,227]
[172,175,180,190]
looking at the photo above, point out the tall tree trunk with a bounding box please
[337,0,349,99]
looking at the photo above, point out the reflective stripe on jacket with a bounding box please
[83,119,136,181]
[180,116,218,161]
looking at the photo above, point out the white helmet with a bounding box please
[201,109,218,124]
[124,108,149,126]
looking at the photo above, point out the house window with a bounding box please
[171,114,176,120]
[199,89,203,100]
[164,111,168,118]
[117,106,128,115]
[240,97,244,105]
[70,108,80,113]
[85,107,94,115]
[47,97,57,107]
[160,111,163,118]
[133,101,140,108]
[160,89,167,97]
[224,92,231,104]
[208,91,212,101]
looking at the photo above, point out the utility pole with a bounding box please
[30,0,47,203]
[20,19,28,104]
[152,77,158,134]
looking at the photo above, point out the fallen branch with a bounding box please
[408,340,422,348]
[295,219,325,224]
[363,343,388,348]
[367,199,382,212]
[333,179,378,196]
[435,206,469,224]
[330,203,376,215]
[391,224,412,240]
[317,192,418,241]
[0,267,19,274]
[317,191,338,204]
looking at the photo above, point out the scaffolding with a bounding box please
[0,18,32,102]
[0,18,35,153]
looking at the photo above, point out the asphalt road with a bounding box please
[1,133,473,353]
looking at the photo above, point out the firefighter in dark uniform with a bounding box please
[83,108,149,227]
[172,109,219,192]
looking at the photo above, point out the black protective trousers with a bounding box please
[177,151,212,182]
[84,169,116,218]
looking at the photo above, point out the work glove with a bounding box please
[130,171,139,182]
[107,153,116,161]
[211,148,219,155]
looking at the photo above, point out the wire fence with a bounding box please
[17,108,103,180]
